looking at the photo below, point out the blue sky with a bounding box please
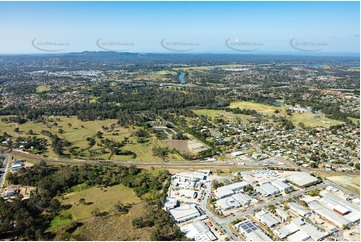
[0,1,359,54]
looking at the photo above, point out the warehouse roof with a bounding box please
[286,172,318,187]
[169,204,200,223]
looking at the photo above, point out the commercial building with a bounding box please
[255,183,279,197]
[215,181,249,199]
[288,202,311,217]
[290,217,328,241]
[232,193,251,206]
[286,173,318,188]
[164,197,178,210]
[169,204,201,223]
[276,208,291,222]
[271,179,292,193]
[236,219,273,241]
[255,210,280,228]
[180,220,217,241]
[215,196,240,211]
[274,223,299,239]
[308,201,350,228]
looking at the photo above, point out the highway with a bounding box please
[6,149,358,177]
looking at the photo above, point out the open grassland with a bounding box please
[229,101,344,128]
[192,109,252,121]
[229,101,289,115]
[50,184,140,229]
[49,184,149,240]
[327,175,360,194]
[70,203,151,241]
[0,115,184,161]
[135,70,178,83]
[36,85,51,93]
[348,117,359,124]
[290,112,344,128]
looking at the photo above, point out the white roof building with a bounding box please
[287,230,310,241]
[271,179,292,192]
[169,204,201,223]
[236,219,273,241]
[255,183,279,197]
[308,201,350,228]
[255,211,280,228]
[288,202,311,217]
[164,197,178,210]
[276,208,291,222]
[216,196,240,211]
[232,193,251,205]
[180,220,217,241]
[286,173,318,187]
[215,181,250,199]
[290,217,328,241]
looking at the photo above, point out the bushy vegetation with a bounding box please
[3,162,183,240]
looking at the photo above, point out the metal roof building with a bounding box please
[288,202,311,217]
[276,208,291,222]
[215,181,250,199]
[164,197,178,210]
[286,172,318,187]
[215,196,240,211]
[232,193,251,205]
[255,183,279,197]
[255,210,280,228]
[308,200,350,228]
[180,220,217,241]
[236,219,273,241]
[169,204,201,223]
[291,217,328,241]
[271,179,292,192]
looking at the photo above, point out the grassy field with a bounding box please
[348,117,360,124]
[36,85,51,93]
[290,112,344,128]
[50,184,140,229]
[0,115,184,161]
[327,175,360,194]
[229,101,289,115]
[70,203,151,240]
[49,184,150,240]
[229,101,344,128]
[192,109,252,121]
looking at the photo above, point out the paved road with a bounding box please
[7,149,358,177]
[0,154,10,189]
[200,178,240,241]
[200,179,332,240]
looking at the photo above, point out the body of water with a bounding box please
[178,72,186,84]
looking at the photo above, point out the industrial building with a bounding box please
[215,192,251,211]
[214,181,249,199]
[286,173,319,187]
[216,196,240,211]
[255,182,279,196]
[308,200,350,228]
[180,220,217,241]
[276,208,291,222]
[255,210,280,227]
[164,197,178,210]
[288,202,311,217]
[236,219,273,241]
[169,204,201,223]
[232,193,251,206]
[271,179,292,193]
[322,192,360,224]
